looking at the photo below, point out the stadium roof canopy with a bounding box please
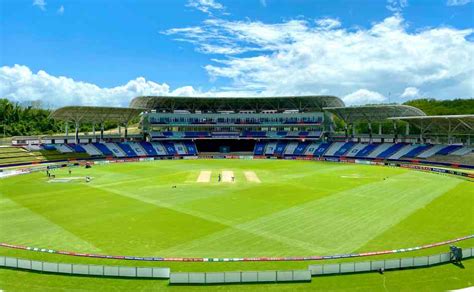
[129,95,345,112]
[50,106,143,124]
[388,115,474,135]
[324,105,426,124]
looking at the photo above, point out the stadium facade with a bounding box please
[6,95,474,168]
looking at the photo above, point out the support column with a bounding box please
[405,123,410,136]
[368,122,373,143]
[447,120,452,144]
[92,123,96,137]
[74,121,79,144]
[118,125,122,136]
[344,124,349,142]
[65,122,69,137]
[100,123,104,142]
[393,121,398,143]
[378,123,382,135]
[124,123,128,140]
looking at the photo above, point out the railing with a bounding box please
[1,248,472,285]
[309,247,473,276]
[170,270,311,284]
[0,256,170,279]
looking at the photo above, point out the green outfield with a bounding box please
[0,159,473,291]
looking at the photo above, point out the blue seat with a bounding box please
[355,144,378,158]
[42,144,57,151]
[68,144,87,153]
[273,141,288,155]
[333,142,356,156]
[183,141,198,155]
[293,142,310,155]
[404,145,431,158]
[92,143,113,155]
[117,143,137,157]
[254,141,266,155]
[162,141,177,155]
[314,142,332,157]
[436,145,462,155]
[377,143,406,158]
[140,142,158,156]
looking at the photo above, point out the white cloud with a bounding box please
[401,87,420,99]
[0,65,214,108]
[186,0,225,14]
[5,8,473,108]
[33,0,46,11]
[343,89,387,105]
[163,18,310,55]
[57,5,64,15]
[0,64,270,107]
[165,14,474,103]
[315,18,341,29]
[386,0,408,13]
[446,0,471,6]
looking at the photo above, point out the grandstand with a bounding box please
[2,96,473,168]
[0,146,90,166]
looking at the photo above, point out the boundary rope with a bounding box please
[1,235,472,262]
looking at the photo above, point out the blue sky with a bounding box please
[0,0,473,107]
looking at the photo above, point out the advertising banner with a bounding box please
[1,235,471,263]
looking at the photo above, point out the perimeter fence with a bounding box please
[0,256,170,279]
[308,247,473,276]
[169,270,311,284]
[1,247,472,285]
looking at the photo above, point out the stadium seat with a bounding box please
[345,143,366,157]
[92,143,114,156]
[367,143,394,158]
[174,142,188,155]
[254,141,266,155]
[354,144,379,158]
[81,144,103,156]
[389,144,419,159]
[55,144,74,153]
[264,141,277,155]
[435,145,463,156]
[293,142,311,155]
[377,143,407,159]
[68,144,87,153]
[162,141,178,155]
[183,141,198,155]
[323,142,345,157]
[403,144,432,158]
[417,144,448,158]
[104,143,127,157]
[140,142,158,156]
[333,141,356,156]
[242,131,267,138]
[150,142,168,155]
[117,143,138,157]
[42,144,57,151]
[273,141,288,156]
[313,142,332,157]
[284,142,299,155]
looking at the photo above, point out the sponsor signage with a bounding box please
[2,235,471,263]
